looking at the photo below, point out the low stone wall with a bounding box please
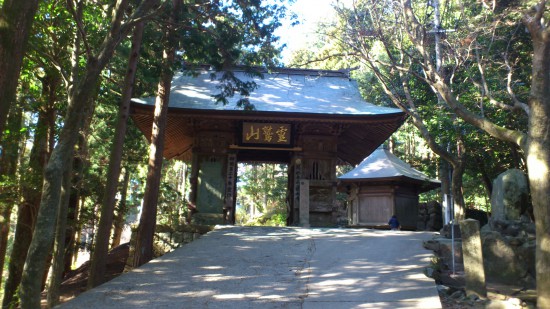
[481,218,536,286]
[155,224,214,254]
[154,230,200,253]
[126,224,214,268]
[424,217,536,289]
[417,201,443,231]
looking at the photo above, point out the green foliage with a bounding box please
[236,163,287,226]
[155,161,191,227]
[0,176,17,208]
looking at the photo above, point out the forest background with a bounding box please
[1,0,549,308]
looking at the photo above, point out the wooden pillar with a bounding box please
[459,219,487,298]
[300,179,310,227]
[189,151,199,205]
[223,153,237,224]
[291,156,302,226]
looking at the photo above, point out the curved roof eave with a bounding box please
[131,101,405,123]
[339,176,441,193]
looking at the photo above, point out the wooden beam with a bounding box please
[228,144,302,151]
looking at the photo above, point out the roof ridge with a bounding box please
[184,64,358,78]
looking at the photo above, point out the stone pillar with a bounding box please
[490,169,529,221]
[459,219,487,298]
[348,185,358,225]
[299,179,310,227]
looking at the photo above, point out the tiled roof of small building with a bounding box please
[339,146,440,190]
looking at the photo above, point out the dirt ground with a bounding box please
[40,243,129,308]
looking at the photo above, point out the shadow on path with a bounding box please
[58,227,441,309]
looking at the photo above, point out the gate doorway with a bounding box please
[235,162,288,226]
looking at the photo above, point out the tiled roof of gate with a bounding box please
[130,67,407,164]
[131,67,402,116]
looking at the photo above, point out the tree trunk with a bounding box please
[19,80,96,307]
[19,81,97,309]
[0,205,12,287]
[451,160,466,221]
[112,169,131,249]
[63,141,88,275]
[63,185,81,274]
[0,0,39,142]
[0,102,23,293]
[525,21,550,308]
[133,0,180,267]
[2,109,49,309]
[474,156,494,198]
[88,21,145,288]
[47,91,95,306]
[0,91,23,175]
[46,154,74,308]
[439,159,451,203]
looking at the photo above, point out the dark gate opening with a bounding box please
[235,162,289,226]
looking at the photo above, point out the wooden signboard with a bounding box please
[241,122,292,147]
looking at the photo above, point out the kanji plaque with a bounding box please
[241,122,292,147]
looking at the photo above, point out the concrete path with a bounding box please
[58,226,441,309]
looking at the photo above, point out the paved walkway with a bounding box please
[58,226,441,308]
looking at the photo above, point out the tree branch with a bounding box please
[402,0,528,149]
[523,0,547,36]
[504,56,530,115]
[66,0,92,59]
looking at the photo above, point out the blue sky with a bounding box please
[275,0,340,63]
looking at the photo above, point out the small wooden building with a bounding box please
[338,147,440,229]
[131,66,407,227]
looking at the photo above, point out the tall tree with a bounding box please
[19,0,162,306]
[0,98,24,293]
[399,2,548,304]
[133,0,180,267]
[0,0,40,142]
[45,149,74,308]
[47,89,96,307]
[520,3,550,306]
[88,19,146,288]
[2,74,54,309]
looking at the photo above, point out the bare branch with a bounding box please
[27,48,71,88]
[504,56,530,115]
[289,52,356,68]
[399,0,528,148]
[368,52,458,165]
[66,0,92,59]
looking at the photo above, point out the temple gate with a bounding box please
[131,67,406,227]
